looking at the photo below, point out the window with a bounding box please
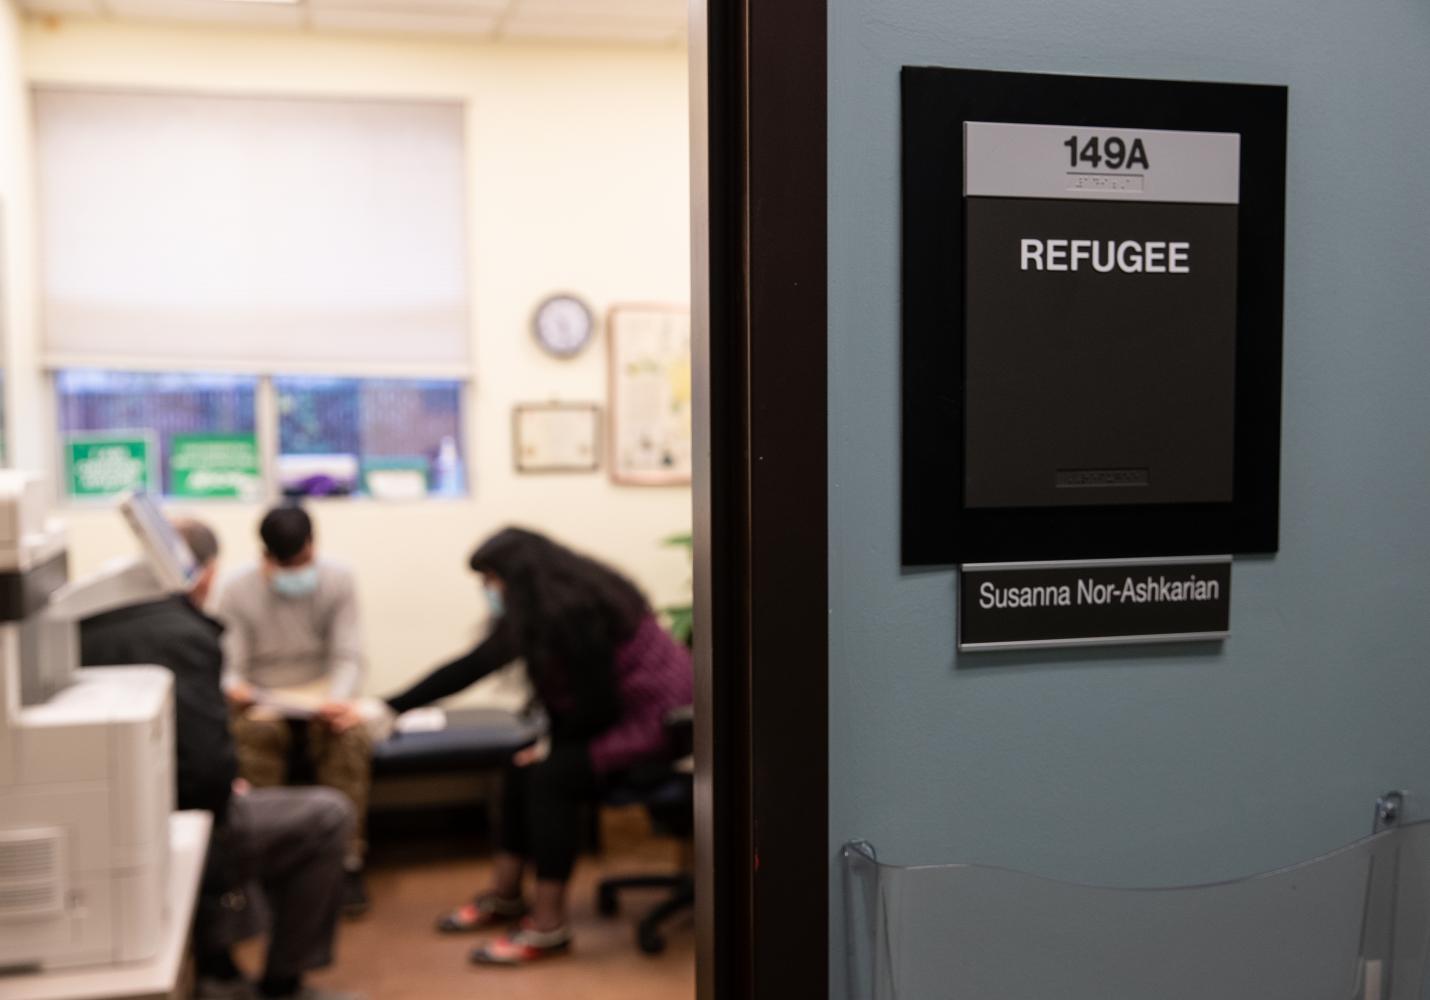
[57,370,258,498]
[53,371,467,501]
[276,377,466,499]
[37,91,473,503]
[36,90,469,373]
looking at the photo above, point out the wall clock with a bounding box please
[532,294,595,358]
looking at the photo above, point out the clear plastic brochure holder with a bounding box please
[844,794,1430,1000]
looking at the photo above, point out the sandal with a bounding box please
[468,921,572,966]
[435,893,527,934]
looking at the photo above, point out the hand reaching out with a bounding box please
[317,700,364,733]
[317,698,398,742]
[513,736,550,768]
[226,682,256,711]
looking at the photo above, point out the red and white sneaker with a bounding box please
[468,921,573,966]
[436,893,527,934]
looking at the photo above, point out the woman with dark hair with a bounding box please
[325,527,692,965]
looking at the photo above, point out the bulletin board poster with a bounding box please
[361,456,431,500]
[609,305,692,485]
[65,432,156,498]
[170,433,262,499]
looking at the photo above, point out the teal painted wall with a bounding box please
[827,0,1430,989]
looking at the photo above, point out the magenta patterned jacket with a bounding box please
[387,612,694,775]
[586,614,694,774]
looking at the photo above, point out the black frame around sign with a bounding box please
[901,67,1287,566]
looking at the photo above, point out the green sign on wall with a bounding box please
[170,433,261,499]
[66,433,154,497]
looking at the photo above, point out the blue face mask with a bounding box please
[272,565,320,599]
[483,584,505,619]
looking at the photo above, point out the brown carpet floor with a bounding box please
[239,805,695,1000]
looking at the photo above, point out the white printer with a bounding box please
[0,473,193,972]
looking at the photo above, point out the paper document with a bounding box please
[395,707,448,734]
[251,680,329,720]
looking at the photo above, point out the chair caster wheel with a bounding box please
[638,927,666,955]
[597,886,619,916]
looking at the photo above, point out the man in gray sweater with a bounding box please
[218,505,372,916]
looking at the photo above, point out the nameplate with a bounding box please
[964,121,1241,205]
[958,556,1231,650]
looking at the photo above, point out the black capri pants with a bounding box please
[499,740,598,882]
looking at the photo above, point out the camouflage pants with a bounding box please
[232,712,372,868]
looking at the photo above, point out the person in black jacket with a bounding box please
[79,518,362,1000]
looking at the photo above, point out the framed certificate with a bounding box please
[513,402,601,473]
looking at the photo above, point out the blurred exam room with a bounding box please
[0,1,695,998]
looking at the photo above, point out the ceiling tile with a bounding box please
[21,0,686,44]
[308,6,502,37]
[504,0,686,40]
[511,0,680,15]
[17,0,103,13]
[306,0,507,12]
[105,0,307,28]
[500,15,682,44]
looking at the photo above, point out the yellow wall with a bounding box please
[2,1,41,471]
[18,16,692,703]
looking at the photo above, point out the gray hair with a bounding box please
[172,518,219,568]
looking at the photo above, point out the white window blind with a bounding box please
[36,89,470,374]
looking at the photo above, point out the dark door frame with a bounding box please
[690,2,829,997]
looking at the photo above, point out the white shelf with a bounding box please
[0,811,212,1000]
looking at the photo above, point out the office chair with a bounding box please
[596,706,694,955]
